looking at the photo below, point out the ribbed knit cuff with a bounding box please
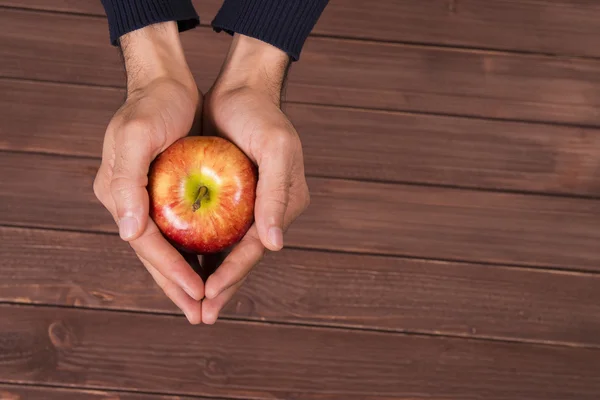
[211,0,328,61]
[101,0,200,46]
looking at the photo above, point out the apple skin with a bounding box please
[148,136,257,254]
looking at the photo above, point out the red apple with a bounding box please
[148,136,257,254]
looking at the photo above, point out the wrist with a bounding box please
[216,34,290,102]
[120,21,195,94]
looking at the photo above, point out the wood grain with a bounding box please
[3,3,600,399]
[3,0,600,58]
[0,9,227,93]
[0,384,219,400]
[3,9,600,125]
[1,152,600,271]
[2,226,600,347]
[0,80,119,157]
[2,304,600,399]
[4,78,600,196]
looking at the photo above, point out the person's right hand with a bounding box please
[93,22,205,324]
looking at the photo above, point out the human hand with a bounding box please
[93,22,206,324]
[200,34,311,324]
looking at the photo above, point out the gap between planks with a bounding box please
[3,219,600,277]
[0,381,231,400]
[7,75,600,132]
[1,301,599,352]
[3,75,600,201]
[2,145,600,202]
[3,223,600,352]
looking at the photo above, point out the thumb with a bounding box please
[110,120,154,241]
[255,140,293,251]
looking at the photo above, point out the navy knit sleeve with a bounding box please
[101,0,200,46]
[211,0,329,61]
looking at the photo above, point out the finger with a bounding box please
[202,279,245,325]
[110,120,156,241]
[202,178,310,321]
[130,221,205,301]
[255,135,295,251]
[139,255,202,325]
[204,225,264,300]
[97,155,205,319]
[204,182,307,300]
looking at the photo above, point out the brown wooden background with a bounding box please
[1,1,600,399]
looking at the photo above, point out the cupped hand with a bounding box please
[93,22,205,324]
[200,34,311,324]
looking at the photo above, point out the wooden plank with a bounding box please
[0,153,114,233]
[0,80,119,158]
[3,0,600,58]
[2,226,600,347]
[4,79,600,197]
[294,178,600,269]
[2,304,600,399]
[0,9,227,95]
[0,384,219,400]
[293,38,600,126]
[0,0,109,15]
[3,9,600,126]
[1,152,600,271]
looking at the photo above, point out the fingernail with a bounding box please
[268,227,283,250]
[119,216,138,240]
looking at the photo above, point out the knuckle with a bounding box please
[116,120,156,156]
[109,176,145,204]
[272,176,290,195]
[93,168,111,205]
[258,181,289,209]
[92,175,103,201]
[121,118,156,140]
[120,116,168,153]
[302,189,311,212]
[287,180,310,219]
[241,237,266,267]
[109,176,134,196]
[270,130,296,149]
[243,235,266,258]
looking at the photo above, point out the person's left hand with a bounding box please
[200,34,311,324]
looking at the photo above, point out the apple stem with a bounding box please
[192,186,208,212]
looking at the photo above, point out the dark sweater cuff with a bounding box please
[101,0,200,46]
[211,0,328,61]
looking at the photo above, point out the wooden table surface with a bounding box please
[1,1,600,399]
